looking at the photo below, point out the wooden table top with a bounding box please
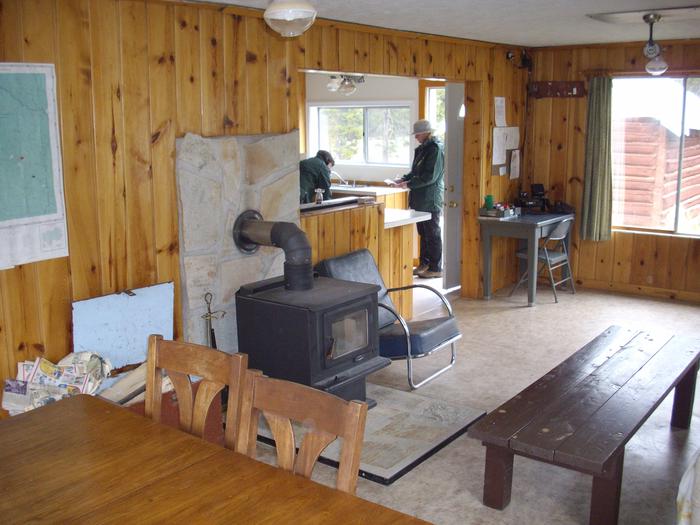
[0,395,426,524]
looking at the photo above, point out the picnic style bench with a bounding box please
[468,325,700,525]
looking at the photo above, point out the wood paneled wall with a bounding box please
[525,40,700,302]
[0,0,528,399]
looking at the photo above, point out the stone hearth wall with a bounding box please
[176,131,300,352]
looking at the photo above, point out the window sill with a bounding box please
[611,227,700,240]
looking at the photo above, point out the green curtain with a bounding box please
[580,76,612,241]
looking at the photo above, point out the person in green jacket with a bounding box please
[395,119,445,278]
[299,150,335,204]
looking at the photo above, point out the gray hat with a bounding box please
[412,119,434,135]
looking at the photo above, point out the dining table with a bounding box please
[0,394,427,524]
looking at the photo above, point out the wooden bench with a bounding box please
[468,325,700,525]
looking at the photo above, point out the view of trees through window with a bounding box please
[426,87,446,144]
[611,77,700,235]
[316,105,411,165]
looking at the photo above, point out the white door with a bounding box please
[443,82,465,290]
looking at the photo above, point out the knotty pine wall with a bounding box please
[524,41,700,302]
[0,0,528,400]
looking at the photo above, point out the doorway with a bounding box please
[417,81,464,295]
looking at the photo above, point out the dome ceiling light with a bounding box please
[263,0,317,38]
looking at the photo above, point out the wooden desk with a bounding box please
[468,326,700,525]
[479,212,574,306]
[0,395,426,524]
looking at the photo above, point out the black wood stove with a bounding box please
[233,211,390,405]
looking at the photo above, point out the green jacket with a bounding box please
[401,136,444,212]
[299,155,332,204]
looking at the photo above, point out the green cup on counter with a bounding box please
[484,194,494,210]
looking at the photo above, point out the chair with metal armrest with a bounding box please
[315,249,461,389]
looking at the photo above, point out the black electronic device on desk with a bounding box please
[516,183,549,213]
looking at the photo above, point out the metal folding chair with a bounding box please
[509,217,576,303]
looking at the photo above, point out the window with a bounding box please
[309,104,411,165]
[425,86,446,144]
[611,77,700,235]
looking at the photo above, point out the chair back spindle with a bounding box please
[237,370,368,494]
[145,334,248,450]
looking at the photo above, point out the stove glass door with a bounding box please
[328,309,368,360]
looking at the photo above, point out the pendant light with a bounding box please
[263,0,317,38]
[642,13,668,76]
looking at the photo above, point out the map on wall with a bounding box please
[0,63,68,270]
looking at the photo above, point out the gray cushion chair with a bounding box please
[315,249,461,389]
[509,216,576,303]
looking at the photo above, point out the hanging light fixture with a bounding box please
[263,0,317,38]
[642,13,668,76]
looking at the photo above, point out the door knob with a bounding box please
[447,201,458,208]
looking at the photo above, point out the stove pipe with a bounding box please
[235,212,313,291]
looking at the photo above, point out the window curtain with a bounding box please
[580,77,612,241]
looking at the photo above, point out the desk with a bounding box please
[479,212,574,306]
[0,395,426,524]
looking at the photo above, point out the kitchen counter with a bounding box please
[330,184,408,197]
[384,208,431,229]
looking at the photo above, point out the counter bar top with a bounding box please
[384,208,431,229]
[331,185,408,197]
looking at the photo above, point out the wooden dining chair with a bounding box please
[236,370,368,494]
[145,334,248,450]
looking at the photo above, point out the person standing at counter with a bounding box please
[394,119,444,279]
[300,150,335,204]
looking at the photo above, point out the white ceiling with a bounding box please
[206,1,700,47]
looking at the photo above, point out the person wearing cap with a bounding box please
[299,150,335,204]
[394,119,445,278]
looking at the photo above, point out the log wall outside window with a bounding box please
[0,0,528,402]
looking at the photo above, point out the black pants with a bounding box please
[417,211,442,272]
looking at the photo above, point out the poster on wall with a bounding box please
[0,63,68,270]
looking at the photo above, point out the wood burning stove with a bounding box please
[233,211,390,405]
[236,275,389,404]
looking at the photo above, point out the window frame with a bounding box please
[307,100,415,168]
[610,75,699,238]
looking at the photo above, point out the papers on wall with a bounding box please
[499,166,508,176]
[509,149,521,180]
[492,126,521,167]
[493,128,507,165]
[0,63,68,270]
[494,97,506,127]
[504,127,520,150]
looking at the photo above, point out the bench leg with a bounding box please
[590,450,624,525]
[672,361,699,429]
[483,445,514,509]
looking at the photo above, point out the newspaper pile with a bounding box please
[2,352,111,416]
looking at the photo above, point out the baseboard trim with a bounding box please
[577,279,700,304]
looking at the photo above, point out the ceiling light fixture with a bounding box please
[326,75,341,92]
[642,13,668,76]
[263,0,317,38]
[337,76,357,96]
[328,74,364,96]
